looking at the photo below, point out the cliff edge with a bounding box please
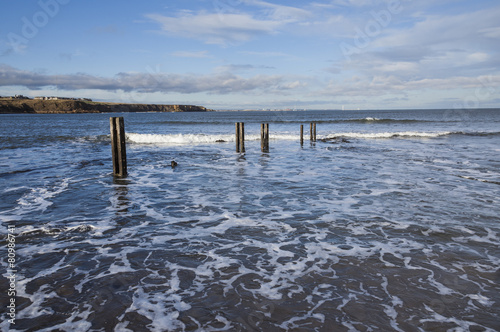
[0,99,211,114]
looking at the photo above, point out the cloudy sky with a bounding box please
[1,0,499,109]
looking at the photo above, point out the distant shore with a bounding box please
[0,98,212,114]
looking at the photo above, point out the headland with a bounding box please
[0,96,211,114]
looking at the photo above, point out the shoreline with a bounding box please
[0,98,212,114]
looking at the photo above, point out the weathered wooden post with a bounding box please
[110,117,127,177]
[309,122,317,142]
[300,125,304,145]
[265,123,269,152]
[261,123,269,152]
[236,122,245,153]
[236,122,240,152]
[261,123,265,151]
[240,122,245,153]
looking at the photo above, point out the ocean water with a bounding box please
[1,109,499,331]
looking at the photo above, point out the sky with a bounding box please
[0,0,499,110]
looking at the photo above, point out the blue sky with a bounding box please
[1,0,499,110]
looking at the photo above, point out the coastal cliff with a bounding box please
[0,99,211,114]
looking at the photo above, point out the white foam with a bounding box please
[126,132,300,145]
[381,276,405,331]
[1,178,71,219]
[453,228,500,245]
[14,280,58,320]
[467,294,494,307]
[113,322,135,332]
[279,311,325,330]
[421,305,497,331]
[35,311,93,332]
[125,130,457,146]
[127,133,234,145]
[213,315,233,331]
[127,288,186,332]
[328,131,452,139]
[458,175,500,185]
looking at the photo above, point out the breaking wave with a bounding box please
[126,131,500,144]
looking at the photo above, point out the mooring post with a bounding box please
[261,123,265,151]
[236,122,241,152]
[261,123,269,152]
[240,122,245,153]
[110,117,127,177]
[236,122,245,153]
[265,123,269,152]
[300,124,304,145]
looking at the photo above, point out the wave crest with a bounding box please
[126,131,500,145]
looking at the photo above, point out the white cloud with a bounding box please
[171,50,210,58]
[242,0,312,22]
[214,64,275,73]
[373,7,500,51]
[145,1,312,46]
[319,74,500,98]
[239,50,295,58]
[0,64,303,96]
[420,51,491,69]
[479,26,500,39]
[378,62,418,72]
[283,80,304,89]
[329,3,500,98]
[329,0,374,7]
[146,12,281,45]
[466,52,490,64]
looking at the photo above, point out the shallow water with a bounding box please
[1,109,500,331]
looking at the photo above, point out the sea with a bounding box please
[1,108,499,332]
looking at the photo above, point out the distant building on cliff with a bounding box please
[34,96,93,101]
[12,95,31,99]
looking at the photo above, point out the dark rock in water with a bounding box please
[171,161,178,168]
[73,225,93,233]
[77,160,105,169]
[215,139,226,143]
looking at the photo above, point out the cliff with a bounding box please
[0,99,211,114]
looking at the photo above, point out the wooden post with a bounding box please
[265,123,269,152]
[236,122,245,153]
[261,124,265,152]
[110,117,127,177]
[261,123,269,152]
[236,122,240,152]
[313,123,317,142]
[240,122,245,153]
[300,125,304,145]
[310,123,313,141]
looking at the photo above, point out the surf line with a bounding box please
[109,118,319,176]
